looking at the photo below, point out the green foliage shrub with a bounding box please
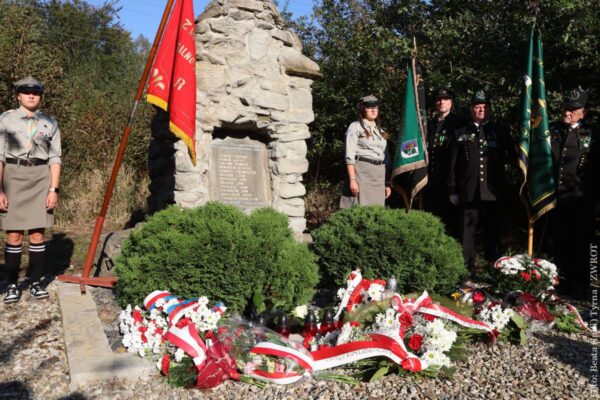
[312,206,466,294]
[115,203,319,313]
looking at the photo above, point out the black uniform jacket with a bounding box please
[448,121,513,203]
[549,120,599,206]
[426,113,465,191]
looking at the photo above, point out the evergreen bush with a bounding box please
[312,206,467,294]
[115,203,319,313]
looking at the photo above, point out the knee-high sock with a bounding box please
[5,243,23,285]
[28,242,46,283]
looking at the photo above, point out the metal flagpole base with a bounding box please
[57,274,117,293]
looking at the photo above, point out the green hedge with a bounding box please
[312,206,466,294]
[115,203,319,313]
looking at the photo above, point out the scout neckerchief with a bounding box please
[363,119,383,140]
[25,116,38,156]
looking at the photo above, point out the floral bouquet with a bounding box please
[118,291,230,388]
[216,319,312,386]
[294,271,495,381]
[488,254,558,299]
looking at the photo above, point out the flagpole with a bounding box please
[526,0,540,258]
[57,0,178,293]
[528,222,534,256]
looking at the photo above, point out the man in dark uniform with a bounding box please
[549,88,598,300]
[448,90,513,273]
[423,88,464,236]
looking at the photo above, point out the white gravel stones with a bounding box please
[0,282,597,399]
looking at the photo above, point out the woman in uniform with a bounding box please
[340,95,391,208]
[0,76,61,304]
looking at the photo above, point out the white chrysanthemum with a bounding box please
[499,257,527,275]
[155,298,166,309]
[337,288,346,300]
[367,284,385,302]
[293,305,308,319]
[197,296,209,306]
[422,350,451,368]
[337,323,353,345]
[536,259,558,278]
[174,348,186,363]
[478,304,514,331]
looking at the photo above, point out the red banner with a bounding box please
[147,0,197,164]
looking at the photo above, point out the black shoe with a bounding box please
[30,282,49,300]
[4,284,21,304]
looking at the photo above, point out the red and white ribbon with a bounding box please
[311,332,426,372]
[167,300,198,326]
[144,290,171,311]
[164,323,208,369]
[246,330,428,385]
[334,270,363,320]
[565,303,597,336]
[392,291,493,332]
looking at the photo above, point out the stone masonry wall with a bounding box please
[148,0,320,235]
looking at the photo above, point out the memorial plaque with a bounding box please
[210,137,271,208]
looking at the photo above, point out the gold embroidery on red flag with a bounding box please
[147,0,197,164]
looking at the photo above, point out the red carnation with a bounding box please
[350,321,361,327]
[408,334,423,351]
[399,311,413,328]
[302,333,313,350]
[161,354,171,376]
[472,290,485,304]
[139,326,148,343]
[132,309,143,325]
[520,271,531,282]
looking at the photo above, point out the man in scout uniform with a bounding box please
[448,90,513,273]
[0,76,61,304]
[423,88,465,236]
[549,87,598,300]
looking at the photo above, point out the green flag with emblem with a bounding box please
[391,59,428,209]
[518,27,555,223]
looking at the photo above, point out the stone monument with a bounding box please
[147,0,320,235]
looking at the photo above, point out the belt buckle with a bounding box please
[26,159,34,166]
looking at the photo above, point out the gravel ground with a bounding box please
[1,282,598,400]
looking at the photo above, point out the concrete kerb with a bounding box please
[56,281,155,391]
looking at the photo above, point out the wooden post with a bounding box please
[58,0,178,293]
[528,222,534,257]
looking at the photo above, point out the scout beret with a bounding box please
[471,89,490,105]
[435,88,454,100]
[563,87,588,109]
[359,95,379,107]
[14,76,44,94]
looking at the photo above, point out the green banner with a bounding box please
[518,28,556,223]
[391,59,428,209]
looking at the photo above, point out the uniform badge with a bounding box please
[581,136,591,148]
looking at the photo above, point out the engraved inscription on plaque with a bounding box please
[210,137,271,207]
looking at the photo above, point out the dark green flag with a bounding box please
[518,28,555,223]
[391,59,428,209]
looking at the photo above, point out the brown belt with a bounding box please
[5,158,48,166]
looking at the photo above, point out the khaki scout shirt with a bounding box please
[0,107,62,165]
[344,120,389,165]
